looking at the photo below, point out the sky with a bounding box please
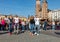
[0,0,60,17]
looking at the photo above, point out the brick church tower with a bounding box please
[36,0,48,19]
[36,0,41,17]
[42,0,48,19]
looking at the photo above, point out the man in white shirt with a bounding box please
[4,16,10,30]
[14,18,19,24]
[34,15,41,35]
[14,16,19,34]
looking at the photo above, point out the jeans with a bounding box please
[9,23,13,32]
[34,25,40,34]
[52,25,55,30]
[1,25,5,31]
[44,25,47,30]
[0,24,1,30]
[14,23,19,33]
[22,25,25,31]
[29,24,34,33]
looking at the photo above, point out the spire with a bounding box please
[42,0,48,19]
[36,0,41,1]
[43,0,47,3]
[36,0,41,17]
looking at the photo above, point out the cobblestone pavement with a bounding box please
[0,30,60,42]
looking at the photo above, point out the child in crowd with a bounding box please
[21,20,25,32]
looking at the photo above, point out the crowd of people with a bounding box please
[0,15,26,35]
[0,15,60,36]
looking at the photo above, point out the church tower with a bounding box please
[36,0,41,17]
[42,0,48,19]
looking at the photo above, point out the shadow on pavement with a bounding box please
[55,32,60,35]
[0,31,8,35]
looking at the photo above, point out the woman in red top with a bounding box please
[0,17,1,31]
[1,17,5,31]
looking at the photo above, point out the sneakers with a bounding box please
[36,34,39,36]
[34,32,39,36]
[34,32,37,35]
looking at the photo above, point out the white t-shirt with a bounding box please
[4,18,10,23]
[4,18,9,21]
[14,17,19,23]
[34,17,40,25]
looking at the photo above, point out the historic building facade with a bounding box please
[36,0,48,19]
[0,15,27,21]
[48,10,60,21]
[36,0,60,22]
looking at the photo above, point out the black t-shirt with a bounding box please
[9,18,13,23]
[30,19,35,24]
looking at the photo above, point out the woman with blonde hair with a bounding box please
[29,16,35,36]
